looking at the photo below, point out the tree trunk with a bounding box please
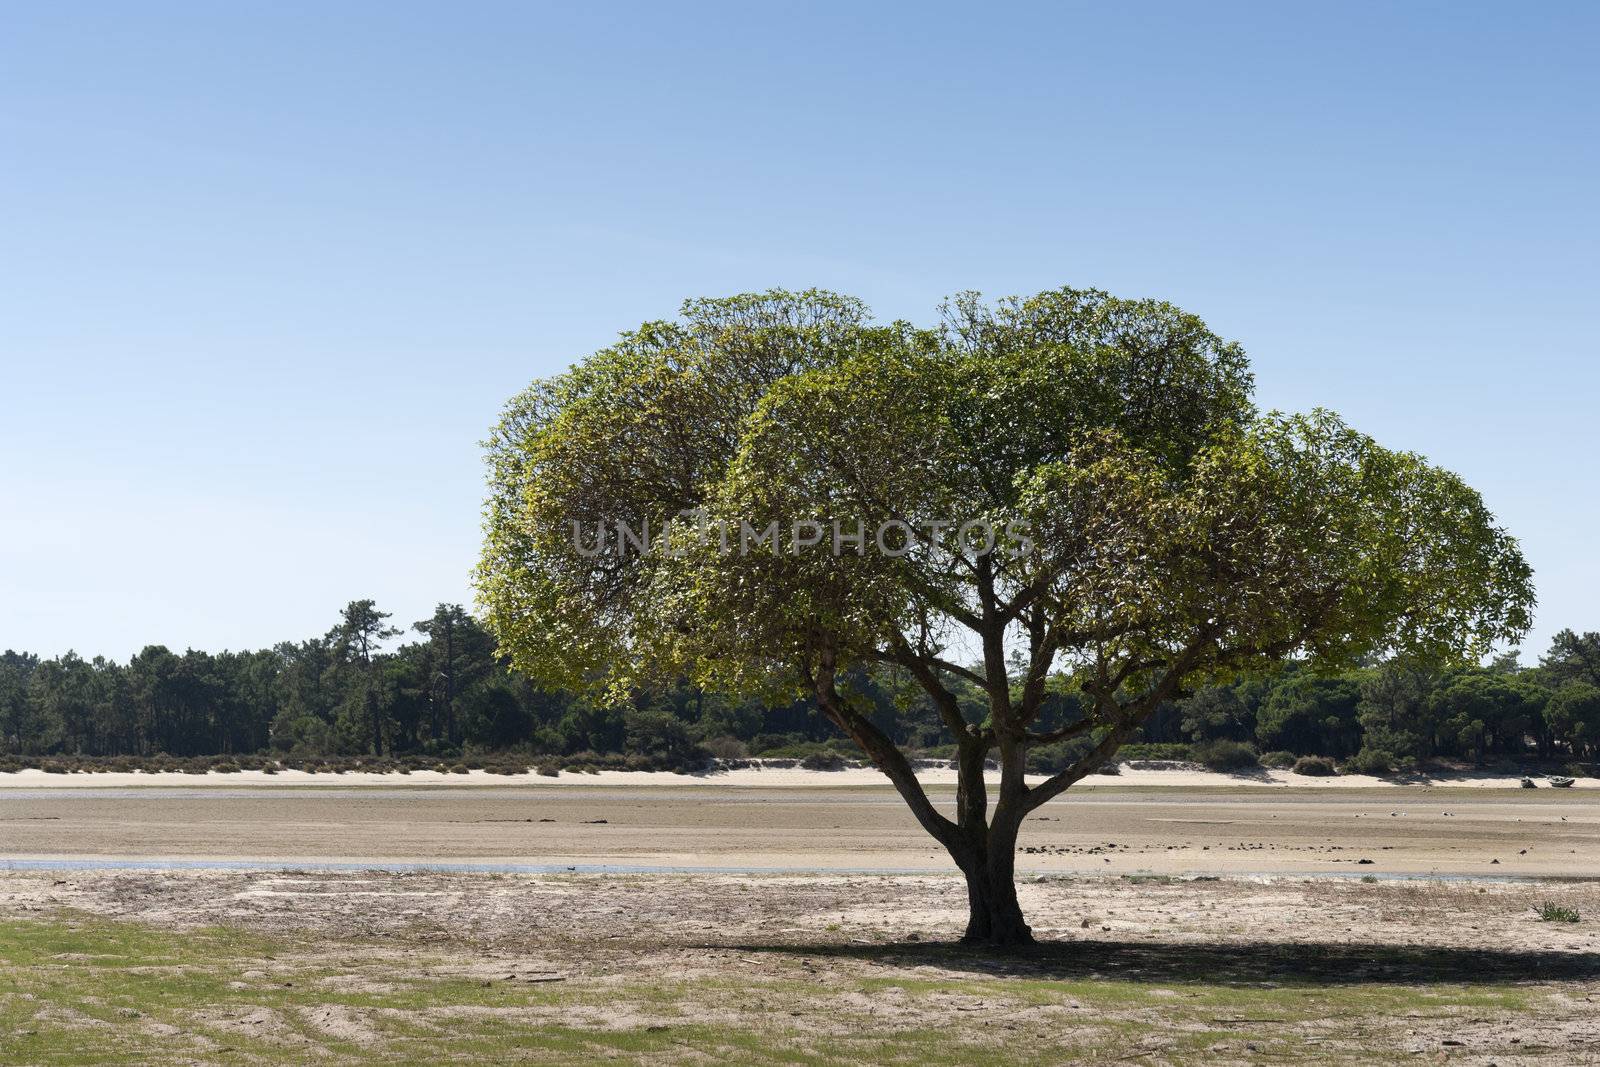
[949,737,1036,944]
[953,857,1030,947]
[811,657,1037,947]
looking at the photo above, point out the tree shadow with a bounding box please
[720,937,1600,985]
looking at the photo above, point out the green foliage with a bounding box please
[701,735,750,759]
[1291,755,1339,776]
[1114,742,1193,761]
[623,707,710,766]
[1343,748,1407,776]
[1027,738,1095,773]
[478,288,1531,710]
[12,628,1600,771]
[414,602,498,747]
[1536,902,1580,923]
[459,681,535,750]
[1356,666,1436,760]
[1256,674,1363,757]
[1428,670,1549,763]
[1541,630,1600,690]
[1545,683,1600,754]
[327,599,402,756]
[1179,685,1254,742]
[1190,739,1259,772]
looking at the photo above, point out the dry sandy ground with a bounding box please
[2,867,1599,1063]
[7,864,1598,964]
[3,779,1600,1062]
[1,778,1597,878]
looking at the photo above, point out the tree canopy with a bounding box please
[494,287,1529,943]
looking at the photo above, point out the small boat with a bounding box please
[1521,777,1537,789]
[1549,776,1575,788]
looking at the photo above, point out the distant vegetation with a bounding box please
[3,602,1598,778]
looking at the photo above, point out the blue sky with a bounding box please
[2,1,1594,661]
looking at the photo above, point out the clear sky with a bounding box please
[2,1,1594,662]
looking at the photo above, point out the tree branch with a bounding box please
[875,639,982,743]
[1022,631,1213,813]
[873,645,987,691]
[808,654,961,848]
[1024,716,1100,745]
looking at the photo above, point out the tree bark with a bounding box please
[949,823,1034,946]
[947,734,1035,945]
[808,662,1038,943]
[962,866,1033,946]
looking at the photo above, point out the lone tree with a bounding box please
[478,289,1533,945]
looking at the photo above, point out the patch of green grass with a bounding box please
[0,914,1576,1065]
[1536,902,1581,923]
[0,915,617,1064]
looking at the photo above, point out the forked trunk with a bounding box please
[948,731,1034,946]
[811,666,1037,946]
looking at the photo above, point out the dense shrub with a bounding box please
[1192,739,1260,772]
[1292,755,1338,777]
[1343,748,1396,776]
[800,752,847,771]
[751,741,839,759]
[701,735,750,760]
[1117,743,1192,761]
[1260,750,1297,768]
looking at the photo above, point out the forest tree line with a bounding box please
[3,600,1599,771]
